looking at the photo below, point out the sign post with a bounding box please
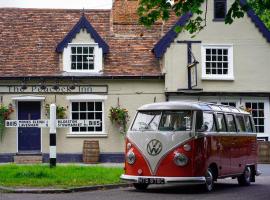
[49,104,57,167]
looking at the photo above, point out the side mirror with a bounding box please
[198,123,208,132]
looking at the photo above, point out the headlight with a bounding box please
[126,150,136,165]
[173,152,188,166]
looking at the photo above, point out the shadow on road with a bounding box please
[126,181,263,195]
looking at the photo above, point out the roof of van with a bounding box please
[137,101,250,114]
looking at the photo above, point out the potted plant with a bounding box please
[109,106,130,134]
[0,103,14,141]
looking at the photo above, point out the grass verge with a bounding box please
[0,164,124,189]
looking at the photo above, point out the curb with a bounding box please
[0,183,132,194]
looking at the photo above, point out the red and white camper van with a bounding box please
[120,101,260,191]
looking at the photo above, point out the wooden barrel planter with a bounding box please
[83,140,100,164]
[258,141,270,164]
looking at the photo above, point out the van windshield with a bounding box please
[131,110,192,131]
[159,111,192,131]
[131,111,161,131]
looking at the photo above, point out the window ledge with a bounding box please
[66,133,108,138]
[213,18,225,22]
[201,76,234,81]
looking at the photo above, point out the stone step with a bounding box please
[14,155,43,164]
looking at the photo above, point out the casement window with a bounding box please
[245,102,265,133]
[63,44,102,73]
[201,45,234,80]
[66,95,107,137]
[214,0,227,20]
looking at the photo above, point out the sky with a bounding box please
[0,0,113,9]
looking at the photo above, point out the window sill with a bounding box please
[212,18,225,22]
[201,76,234,81]
[66,133,108,138]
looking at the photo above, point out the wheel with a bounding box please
[204,168,214,192]
[133,183,149,190]
[237,166,251,186]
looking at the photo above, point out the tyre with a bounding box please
[237,166,251,186]
[133,183,149,190]
[204,168,214,192]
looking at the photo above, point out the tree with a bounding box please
[137,0,270,35]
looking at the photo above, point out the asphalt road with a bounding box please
[1,164,270,200]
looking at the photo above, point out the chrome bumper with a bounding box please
[120,174,206,185]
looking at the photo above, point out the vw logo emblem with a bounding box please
[147,139,162,156]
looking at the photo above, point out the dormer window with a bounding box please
[63,43,103,73]
[214,0,227,21]
[71,45,95,70]
[56,15,109,74]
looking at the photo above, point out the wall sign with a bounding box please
[0,85,108,94]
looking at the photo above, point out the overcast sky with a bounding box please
[0,0,112,9]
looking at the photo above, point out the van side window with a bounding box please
[216,113,227,132]
[196,112,216,132]
[236,115,246,132]
[226,114,237,132]
[244,115,253,132]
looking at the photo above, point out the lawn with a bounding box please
[0,164,124,188]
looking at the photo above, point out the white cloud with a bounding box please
[0,0,112,9]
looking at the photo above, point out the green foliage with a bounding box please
[45,104,67,119]
[0,104,14,142]
[138,0,270,35]
[109,107,130,134]
[0,164,123,188]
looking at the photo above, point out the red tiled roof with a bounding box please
[0,5,175,78]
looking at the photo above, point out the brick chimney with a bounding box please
[112,0,140,25]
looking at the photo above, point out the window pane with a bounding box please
[131,111,162,131]
[236,115,246,132]
[72,113,79,120]
[159,111,192,131]
[80,127,87,132]
[77,63,82,69]
[198,112,215,132]
[83,63,88,70]
[96,123,102,132]
[80,102,87,111]
[95,102,102,111]
[88,112,94,120]
[217,114,226,132]
[226,114,237,132]
[88,102,94,111]
[72,102,79,111]
[72,127,79,132]
[77,47,82,54]
[80,112,86,119]
[71,63,76,70]
[214,0,226,19]
[71,47,76,54]
[244,115,253,132]
[83,47,88,54]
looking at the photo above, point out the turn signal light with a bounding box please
[126,149,136,165]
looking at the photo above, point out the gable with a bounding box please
[56,15,109,54]
[153,0,270,59]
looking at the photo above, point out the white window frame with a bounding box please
[63,43,103,73]
[66,95,107,137]
[201,44,234,80]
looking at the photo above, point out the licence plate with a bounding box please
[138,177,165,184]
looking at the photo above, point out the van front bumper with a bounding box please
[120,174,206,185]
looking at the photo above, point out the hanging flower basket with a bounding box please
[45,104,67,119]
[109,106,130,134]
[0,104,14,142]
